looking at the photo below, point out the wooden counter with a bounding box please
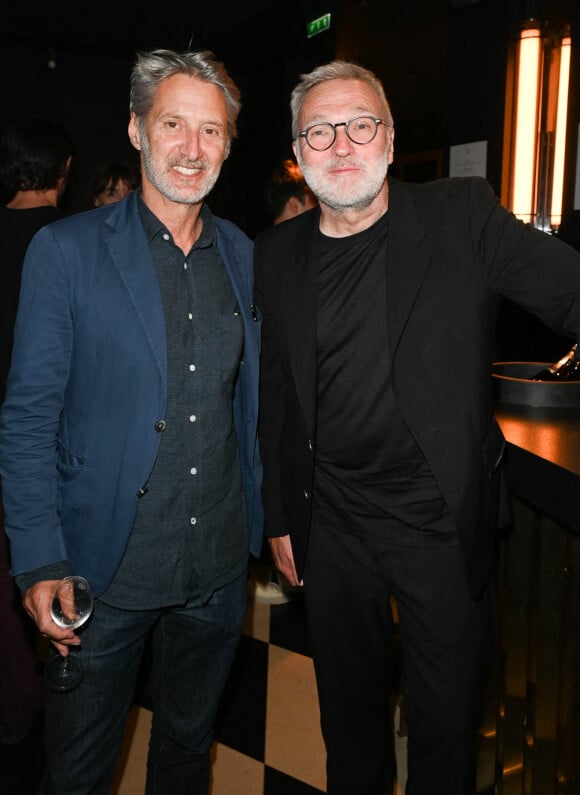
[495,402,580,535]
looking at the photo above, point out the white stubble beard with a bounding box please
[296,143,389,213]
[139,129,222,206]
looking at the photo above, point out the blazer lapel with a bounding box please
[386,178,431,357]
[282,216,319,438]
[104,194,167,388]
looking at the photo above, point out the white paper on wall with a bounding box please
[449,140,487,178]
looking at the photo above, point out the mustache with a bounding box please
[170,157,206,169]
[299,155,366,173]
[325,161,365,169]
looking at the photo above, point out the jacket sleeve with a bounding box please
[471,177,580,341]
[0,226,72,576]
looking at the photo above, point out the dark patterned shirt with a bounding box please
[102,197,247,608]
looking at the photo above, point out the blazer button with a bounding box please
[155,419,166,432]
[304,489,310,500]
[307,439,313,452]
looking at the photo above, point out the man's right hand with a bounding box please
[23,580,81,656]
[268,535,302,587]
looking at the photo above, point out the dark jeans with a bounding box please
[41,572,246,795]
[303,522,496,795]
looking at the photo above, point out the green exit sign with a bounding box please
[306,13,331,38]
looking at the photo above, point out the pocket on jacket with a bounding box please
[56,441,88,471]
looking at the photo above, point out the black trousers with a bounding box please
[303,521,496,795]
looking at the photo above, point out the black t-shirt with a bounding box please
[314,210,449,538]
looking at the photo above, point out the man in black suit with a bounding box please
[254,60,580,795]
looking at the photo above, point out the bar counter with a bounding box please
[495,401,580,536]
[492,399,580,793]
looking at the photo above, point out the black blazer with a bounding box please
[254,176,580,597]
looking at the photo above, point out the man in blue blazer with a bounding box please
[0,49,262,794]
[255,61,580,795]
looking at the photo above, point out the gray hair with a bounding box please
[290,61,394,138]
[130,49,241,141]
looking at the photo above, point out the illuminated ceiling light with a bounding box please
[550,34,571,229]
[512,24,542,223]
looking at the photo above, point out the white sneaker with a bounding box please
[247,579,291,604]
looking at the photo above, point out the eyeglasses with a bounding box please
[297,116,388,151]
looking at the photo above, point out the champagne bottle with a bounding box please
[531,344,580,381]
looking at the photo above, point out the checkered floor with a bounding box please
[113,585,408,794]
[1,577,499,794]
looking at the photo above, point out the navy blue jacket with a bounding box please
[0,192,263,596]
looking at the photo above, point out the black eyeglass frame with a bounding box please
[296,116,388,151]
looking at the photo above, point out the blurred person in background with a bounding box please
[0,118,74,400]
[90,158,141,207]
[263,158,317,225]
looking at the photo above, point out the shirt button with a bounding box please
[188,312,193,320]
[304,489,310,499]
[308,439,313,452]
[189,415,196,423]
[190,517,197,525]
[189,364,196,372]
[190,467,197,475]
[184,262,188,270]
[155,420,166,432]
[162,233,170,241]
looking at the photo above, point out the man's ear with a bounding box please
[128,113,141,151]
[387,126,395,165]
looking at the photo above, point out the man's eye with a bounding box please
[203,127,221,137]
[354,119,372,131]
[311,127,330,137]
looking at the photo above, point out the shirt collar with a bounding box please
[137,189,216,251]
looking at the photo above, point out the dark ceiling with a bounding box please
[1,2,283,55]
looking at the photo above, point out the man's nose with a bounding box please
[331,125,355,156]
[181,131,202,159]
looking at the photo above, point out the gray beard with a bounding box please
[140,134,219,206]
[296,150,389,213]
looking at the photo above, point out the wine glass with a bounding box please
[45,575,93,693]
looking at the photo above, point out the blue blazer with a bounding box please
[0,192,263,596]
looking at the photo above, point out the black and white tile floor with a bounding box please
[114,590,407,794]
[2,586,496,794]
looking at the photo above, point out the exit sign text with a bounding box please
[307,13,331,38]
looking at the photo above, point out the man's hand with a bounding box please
[23,580,81,656]
[268,535,302,587]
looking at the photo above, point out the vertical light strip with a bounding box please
[550,35,571,229]
[512,26,542,222]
